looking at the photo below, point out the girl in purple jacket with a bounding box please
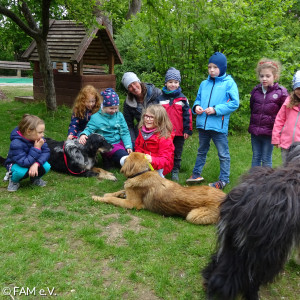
[248,58,288,167]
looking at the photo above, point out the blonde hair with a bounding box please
[287,91,300,108]
[18,114,45,135]
[72,85,101,119]
[139,104,173,138]
[255,58,282,81]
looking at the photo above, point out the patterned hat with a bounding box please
[101,88,119,107]
[165,67,181,83]
[293,70,300,90]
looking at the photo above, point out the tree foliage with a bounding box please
[1,0,300,124]
[0,0,98,111]
[114,0,300,132]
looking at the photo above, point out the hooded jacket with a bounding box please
[157,87,193,136]
[193,73,239,134]
[80,109,132,149]
[5,127,50,169]
[135,130,175,175]
[67,110,92,138]
[123,83,161,141]
[272,96,300,149]
[248,83,288,136]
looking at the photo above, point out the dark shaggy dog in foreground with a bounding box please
[45,133,117,181]
[93,152,226,224]
[202,142,300,300]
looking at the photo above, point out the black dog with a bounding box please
[46,133,117,181]
[202,142,300,300]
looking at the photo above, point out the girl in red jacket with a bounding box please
[135,104,175,177]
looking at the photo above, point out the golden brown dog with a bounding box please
[92,152,225,224]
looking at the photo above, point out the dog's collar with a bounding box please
[127,157,154,179]
[63,142,86,175]
[127,169,150,179]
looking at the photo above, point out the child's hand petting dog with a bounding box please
[144,154,152,163]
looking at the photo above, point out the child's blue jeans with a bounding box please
[250,134,273,167]
[11,162,51,182]
[192,129,230,183]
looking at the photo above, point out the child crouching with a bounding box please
[5,114,51,192]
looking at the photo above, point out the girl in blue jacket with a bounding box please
[186,52,239,189]
[5,114,51,192]
[79,88,132,168]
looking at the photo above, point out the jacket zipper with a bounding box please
[204,79,215,129]
[292,111,300,143]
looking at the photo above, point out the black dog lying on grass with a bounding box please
[45,133,117,181]
[202,142,300,300]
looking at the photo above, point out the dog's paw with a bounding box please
[98,173,117,182]
[92,195,105,202]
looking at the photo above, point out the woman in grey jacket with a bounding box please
[122,72,161,146]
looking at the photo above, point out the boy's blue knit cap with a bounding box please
[208,52,227,76]
[165,67,181,83]
[101,88,119,107]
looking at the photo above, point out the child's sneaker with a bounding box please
[7,179,20,192]
[186,175,204,183]
[171,170,179,181]
[209,180,226,189]
[31,177,47,187]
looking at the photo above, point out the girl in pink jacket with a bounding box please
[272,71,300,163]
[135,104,175,177]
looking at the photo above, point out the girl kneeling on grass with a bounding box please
[135,104,175,177]
[67,85,101,139]
[5,114,51,192]
[79,88,132,168]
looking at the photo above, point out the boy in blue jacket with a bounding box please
[186,52,239,189]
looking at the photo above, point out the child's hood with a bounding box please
[10,127,23,141]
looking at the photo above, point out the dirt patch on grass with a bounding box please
[101,214,144,246]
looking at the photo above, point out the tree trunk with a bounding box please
[35,38,57,111]
[126,0,142,20]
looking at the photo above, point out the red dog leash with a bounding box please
[63,142,86,175]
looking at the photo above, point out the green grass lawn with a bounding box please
[0,88,299,299]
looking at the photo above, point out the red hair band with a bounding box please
[259,61,278,69]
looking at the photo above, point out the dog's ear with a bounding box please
[121,152,149,177]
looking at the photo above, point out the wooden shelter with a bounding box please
[22,17,122,106]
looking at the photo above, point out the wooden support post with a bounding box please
[109,53,115,74]
[77,60,83,75]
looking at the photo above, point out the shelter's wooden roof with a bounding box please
[22,18,122,65]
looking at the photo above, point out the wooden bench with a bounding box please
[0,60,31,77]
